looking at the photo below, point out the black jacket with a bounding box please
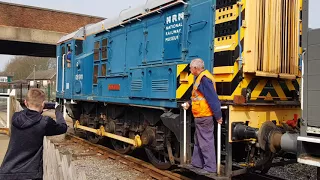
[0,108,67,180]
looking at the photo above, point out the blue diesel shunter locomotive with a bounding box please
[56,0,320,178]
[56,0,215,170]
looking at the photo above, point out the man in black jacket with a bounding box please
[0,88,67,180]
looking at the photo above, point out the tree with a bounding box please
[3,56,56,81]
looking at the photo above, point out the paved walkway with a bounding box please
[0,134,9,164]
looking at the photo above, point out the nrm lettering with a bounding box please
[166,12,184,24]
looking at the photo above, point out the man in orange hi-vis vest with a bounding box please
[183,58,223,175]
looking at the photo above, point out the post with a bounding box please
[183,107,187,164]
[48,83,51,101]
[181,103,187,164]
[217,106,228,175]
[217,123,221,175]
[20,83,22,103]
[33,65,36,87]
[63,99,67,119]
[224,107,232,177]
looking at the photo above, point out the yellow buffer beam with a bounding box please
[74,121,142,148]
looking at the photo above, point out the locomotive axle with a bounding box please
[74,120,142,148]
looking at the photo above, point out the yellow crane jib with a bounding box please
[74,120,142,148]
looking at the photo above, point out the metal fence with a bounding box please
[7,83,56,103]
[0,89,20,135]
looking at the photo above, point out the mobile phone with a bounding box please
[44,102,56,109]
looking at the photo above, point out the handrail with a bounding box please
[56,56,59,92]
[62,54,66,92]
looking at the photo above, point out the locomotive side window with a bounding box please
[61,46,65,57]
[93,65,98,84]
[101,64,107,76]
[75,40,83,56]
[101,38,108,60]
[94,41,100,61]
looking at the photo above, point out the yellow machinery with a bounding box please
[212,0,303,175]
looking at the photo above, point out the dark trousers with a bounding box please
[191,116,217,172]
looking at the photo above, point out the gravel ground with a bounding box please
[268,162,317,180]
[48,136,153,180]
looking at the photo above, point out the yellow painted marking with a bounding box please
[215,0,247,24]
[285,80,296,91]
[214,60,240,83]
[176,74,194,99]
[272,80,288,100]
[250,79,267,100]
[214,29,245,52]
[213,66,234,74]
[265,92,273,101]
[177,64,188,78]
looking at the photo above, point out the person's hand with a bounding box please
[181,102,190,110]
[55,102,62,113]
[216,117,223,124]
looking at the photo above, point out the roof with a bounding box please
[0,72,14,77]
[26,69,56,80]
[57,0,183,44]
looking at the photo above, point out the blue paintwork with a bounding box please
[56,0,216,108]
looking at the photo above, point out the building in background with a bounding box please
[26,69,56,88]
[0,72,13,83]
[0,72,13,93]
[26,69,56,101]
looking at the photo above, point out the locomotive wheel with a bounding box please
[111,139,132,154]
[86,124,100,144]
[73,115,87,138]
[109,121,133,154]
[144,128,176,170]
[111,135,133,154]
[144,147,172,170]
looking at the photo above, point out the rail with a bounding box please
[63,133,191,180]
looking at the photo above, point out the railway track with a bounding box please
[45,112,292,180]
[243,172,287,180]
[233,170,287,180]
[54,133,286,180]
[59,133,191,180]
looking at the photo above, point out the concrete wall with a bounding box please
[0,26,66,45]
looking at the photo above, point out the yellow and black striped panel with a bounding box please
[176,64,194,100]
[214,0,246,54]
[214,0,245,97]
[216,74,301,102]
[246,77,300,102]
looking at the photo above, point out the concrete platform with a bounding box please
[0,134,9,164]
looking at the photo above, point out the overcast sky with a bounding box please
[0,0,319,71]
[0,0,146,71]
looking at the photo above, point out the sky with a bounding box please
[0,0,320,71]
[0,0,146,71]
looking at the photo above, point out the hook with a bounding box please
[144,0,150,12]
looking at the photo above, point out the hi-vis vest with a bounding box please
[191,70,216,118]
